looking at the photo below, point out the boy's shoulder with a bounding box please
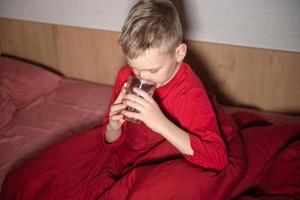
[179,62,206,93]
[116,65,134,82]
[170,62,210,104]
[118,65,133,76]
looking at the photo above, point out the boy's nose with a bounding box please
[138,71,147,80]
[135,71,151,82]
[134,72,142,80]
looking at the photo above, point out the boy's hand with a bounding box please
[122,87,168,133]
[107,83,127,132]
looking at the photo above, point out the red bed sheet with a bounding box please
[1,100,300,199]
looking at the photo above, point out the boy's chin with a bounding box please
[156,82,167,88]
[155,83,163,88]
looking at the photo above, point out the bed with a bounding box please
[0,56,112,190]
[0,56,300,199]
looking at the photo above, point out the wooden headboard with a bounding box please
[1,18,300,114]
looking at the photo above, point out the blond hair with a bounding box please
[118,0,182,58]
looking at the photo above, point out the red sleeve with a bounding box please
[176,88,228,170]
[100,66,133,147]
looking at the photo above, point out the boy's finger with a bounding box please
[114,82,127,104]
[110,103,127,116]
[124,93,147,106]
[111,114,124,121]
[132,87,153,102]
[123,99,143,112]
[122,110,141,121]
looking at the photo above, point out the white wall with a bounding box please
[1,0,300,53]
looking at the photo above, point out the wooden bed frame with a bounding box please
[1,18,300,114]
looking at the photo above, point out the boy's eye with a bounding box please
[149,69,159,73]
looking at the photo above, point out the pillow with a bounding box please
[0,92,16,129]
[0,56,62,109]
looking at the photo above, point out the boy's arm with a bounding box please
[105,123,122,143]
[157,117,194,156]
[122,87,228,170]
[147,103,227,171]
[100,66,133,146]
[159,116,227,171]
[172,89,228,170]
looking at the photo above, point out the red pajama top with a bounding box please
[101,62,228,170]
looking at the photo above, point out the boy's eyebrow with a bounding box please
[131,66,161,71]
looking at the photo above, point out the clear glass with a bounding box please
[124,75,156,123]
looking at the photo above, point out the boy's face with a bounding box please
[127,45,186,88]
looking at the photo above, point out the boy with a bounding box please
[105,0,227,168]
[2,0,227,199]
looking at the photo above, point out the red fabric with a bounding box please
[0,92,16,129]
[223,105,300,125]
[101,63,227,169]
[230,113,300,199]
[209,95,239,144]
[2,63,300,200]
[237,195,296,200]
[0,78,113,189]
[231,111,273,128]
[2,109,300,200]
[101,122,246,200]
[0,56,61,108]
[2,62,227,199]
[2,127,115,199]
[100,102,245,199]
[255,140,300,199]
[0,56,60,129]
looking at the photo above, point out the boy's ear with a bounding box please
[175,43,187,62]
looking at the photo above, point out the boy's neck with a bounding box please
[160,61,181,87]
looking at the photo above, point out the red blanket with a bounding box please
[1,109,300,199]
[101,110,300,199]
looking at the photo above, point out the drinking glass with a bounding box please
[124,75,156,123]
